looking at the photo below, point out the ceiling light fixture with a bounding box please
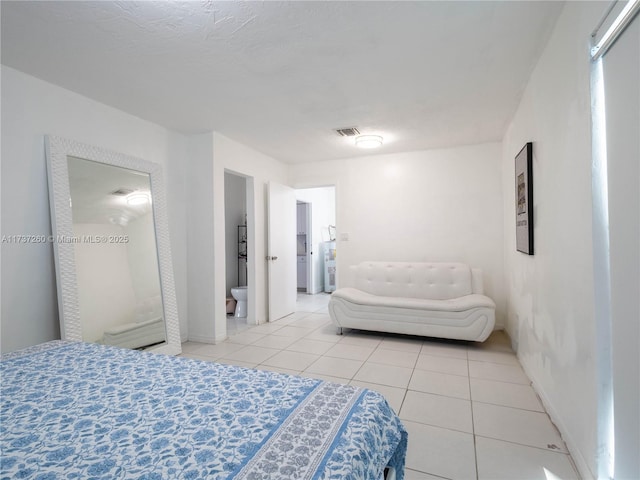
[355,135,383,149]
[126,192,150,206]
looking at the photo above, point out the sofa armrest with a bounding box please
[471,268,484,294]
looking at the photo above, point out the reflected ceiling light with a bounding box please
[126,192,150,206]
[355,135,383,149]
[108,212,132,226]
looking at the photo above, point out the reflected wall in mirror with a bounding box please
[46,136,181,355]
[68,158,164,348]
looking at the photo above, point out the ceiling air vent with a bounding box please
[334,127,360,137]
[110,188,135,196]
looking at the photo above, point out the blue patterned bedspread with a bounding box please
[1,341,407,479]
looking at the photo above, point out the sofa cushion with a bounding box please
[354,262,473,300]
[333,287,495,313]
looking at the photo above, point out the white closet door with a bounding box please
[601,13,639,480]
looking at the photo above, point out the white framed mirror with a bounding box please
[46,136,181,355]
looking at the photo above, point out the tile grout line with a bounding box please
[339,331,390,382]
[473,433,573,456]
[468,352,480,480]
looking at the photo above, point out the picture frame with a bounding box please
[515,142,534,255]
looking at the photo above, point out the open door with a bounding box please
[267,181,297,321]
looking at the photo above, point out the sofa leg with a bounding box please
[336,327,343,335]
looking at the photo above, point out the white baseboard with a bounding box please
[187,334,219,344]
[518,358,595,480]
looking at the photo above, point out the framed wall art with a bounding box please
[515,142,534,255]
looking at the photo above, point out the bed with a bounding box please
[1,341,407,479]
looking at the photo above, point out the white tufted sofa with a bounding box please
[328,262,496,342]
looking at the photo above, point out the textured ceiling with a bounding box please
[1,1,564,163]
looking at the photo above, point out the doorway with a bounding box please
[295,186,336,296]
[224,170,254,334]
[296,201,311,293]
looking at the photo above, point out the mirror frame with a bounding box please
[45,135,181,355]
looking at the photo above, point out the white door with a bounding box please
[267,181,297,321]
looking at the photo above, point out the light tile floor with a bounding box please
[182,294,579,480]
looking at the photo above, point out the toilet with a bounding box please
[230,286,248,318]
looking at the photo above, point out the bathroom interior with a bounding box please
[224,171,249,333]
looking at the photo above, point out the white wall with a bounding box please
[0,66,189,352]
[501,3,607,478]
[296,187,336,294]
[124,212,162,302]
[290,143,506,326]
[212,132,288,339]
[73,223,138,342]
[185,133,216,343]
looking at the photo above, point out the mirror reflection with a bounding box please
[67,156,166,349]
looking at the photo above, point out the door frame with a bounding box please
[293,184,338,294]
